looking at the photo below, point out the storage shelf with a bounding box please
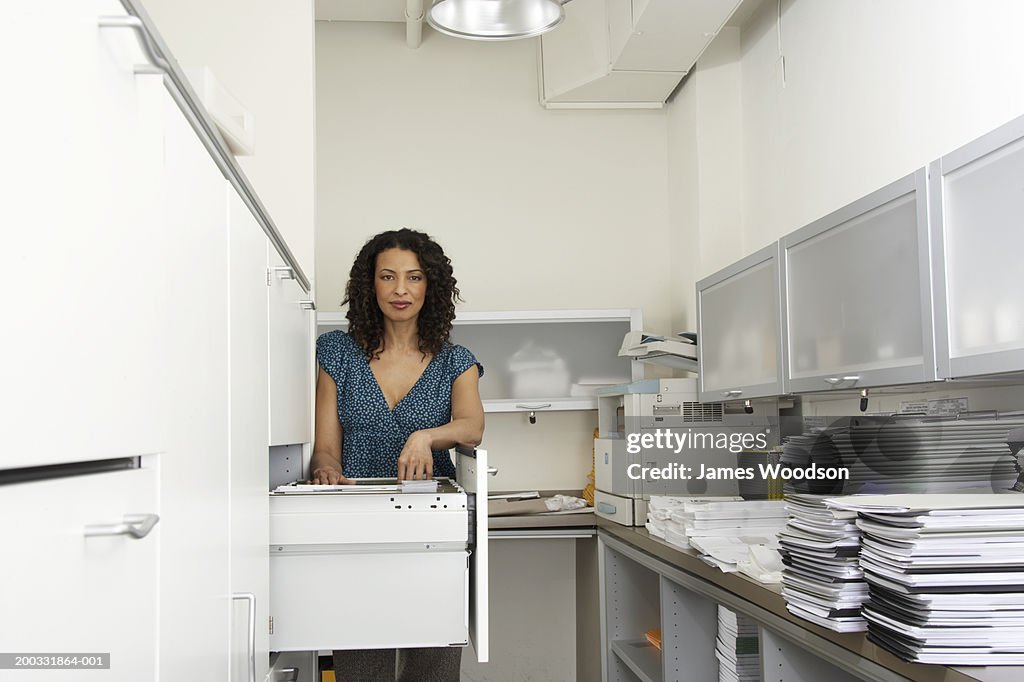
[611,638,662,682]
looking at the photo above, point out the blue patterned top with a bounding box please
[316,330,484,479]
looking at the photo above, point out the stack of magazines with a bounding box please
[779,494,867,632]
[826,493,1024,665]
[716,606,761,682]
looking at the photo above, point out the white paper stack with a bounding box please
[716,605,761,682]
[779,494,868,632]
[645,495,742,545]
[779,432,846,496]
[825,493,1024,665]
[831,415,1024,494]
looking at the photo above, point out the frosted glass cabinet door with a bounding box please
[781,169,935,392]
[930,114,1024,378]
[697,243,784,402]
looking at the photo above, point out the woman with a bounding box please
[310,228,484,681]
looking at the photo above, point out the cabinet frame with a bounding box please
[779,169,936,393]
[929,114,1024,380]
[697,242,786,402]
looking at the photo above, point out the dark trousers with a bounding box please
[333,647,462,682]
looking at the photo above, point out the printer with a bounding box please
[593,378,777,526]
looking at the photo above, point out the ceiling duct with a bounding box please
[539,0,745,109]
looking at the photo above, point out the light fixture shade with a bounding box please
[427,0,565,41]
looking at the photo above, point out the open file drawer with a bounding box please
[269,447,490,661]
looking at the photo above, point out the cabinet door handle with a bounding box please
[514,403,552,410]
[824,376,860,385]
[232,593,256,682]
[97,16,168,75]
[298,300,316,311]
[84,513,160,539]
[271,266,295,280]
[722,390,743,397]
[487,467,499,476]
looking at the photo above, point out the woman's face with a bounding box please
[374,247,427,324]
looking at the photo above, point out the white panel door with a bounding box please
[228,192,271,682]
[155,91,231,681]
[268,249,312,446]
[0,463,159,682]
[0,0,166,469]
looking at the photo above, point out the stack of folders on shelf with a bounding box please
[825,493,1024,665]
[645,495,743,547]
[716,606,761,682]
[779,494,867,632]
[832,414,1024,494]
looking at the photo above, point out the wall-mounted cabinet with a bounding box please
[697,243,785,403]
[318,309,641,414]
[930,114,1024,380]
[780,169,936,393]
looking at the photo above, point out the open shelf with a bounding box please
[611,638,662,682]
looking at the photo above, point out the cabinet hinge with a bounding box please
[266,268,273,287]
[269,616,274,635]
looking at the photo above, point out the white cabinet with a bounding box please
[697,243,785,402]
[780,169,936,393]
[0,0,166,469]
[930,114,1024,379]
[0,462,159,682]
[228,193,271,682]
[268,249,313,446]
[155,84,233,682]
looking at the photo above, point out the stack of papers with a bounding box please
[825,493,1024,665]
[648,498,788,582]
[618,331,699,369]
[830,415,1024,494]
[779,494,867,632]
[716,606,760,682]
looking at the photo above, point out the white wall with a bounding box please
[315,20,675,489]
[139,0,317,279]
[725,0,1024,275]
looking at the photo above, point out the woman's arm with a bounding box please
[309,366,352,484]
[397,365,485,480]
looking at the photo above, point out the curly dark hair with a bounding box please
[343,228,462,359]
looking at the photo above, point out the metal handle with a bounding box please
[84,513,160,539]
[597,502,617,514]
[298,300,316,311]
[514,403,552,410]
[97,16,168,75]
[273,668,298,682]
[271,266,295,280]
[232,593,256,682]
[722,390,743,397]
[96,11,311,294]
[824,375,860,385]
[487,467,498,476]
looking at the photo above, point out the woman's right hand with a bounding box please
[311,467,352,485]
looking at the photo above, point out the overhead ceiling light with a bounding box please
[426,0,566,41]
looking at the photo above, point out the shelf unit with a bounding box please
[317,309,642,414]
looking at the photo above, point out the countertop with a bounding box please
[598,519,1024,682]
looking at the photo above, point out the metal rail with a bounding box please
[112,0,312,295]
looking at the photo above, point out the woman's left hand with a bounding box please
[397,430,434,480]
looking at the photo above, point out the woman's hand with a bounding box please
[310,466,353,485]
[397,431,434,480]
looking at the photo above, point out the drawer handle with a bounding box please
[271,266,295,280]
[597,502,617,514]
[84,513,160,539]
[232,593,256,682]
[298,300,316,311]
[487,467,499,476]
